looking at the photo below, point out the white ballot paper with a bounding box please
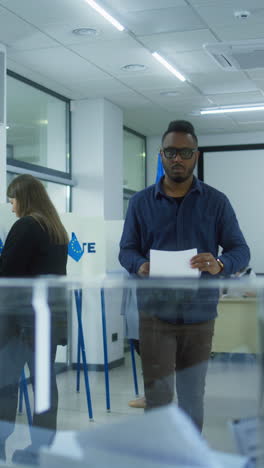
[40,406,249,468]
[150,248,200,278]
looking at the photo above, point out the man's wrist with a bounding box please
[216,258,224,273]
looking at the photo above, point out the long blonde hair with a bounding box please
[7,174,69,245]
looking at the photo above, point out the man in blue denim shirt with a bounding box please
[119,120,250,430]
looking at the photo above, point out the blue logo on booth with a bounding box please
[68,232,96,262]
[0,238,3,254]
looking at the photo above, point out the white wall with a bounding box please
[71,98,123,220]
[203,149,264,273]
[198,131,264,147]
[103,100,123,220]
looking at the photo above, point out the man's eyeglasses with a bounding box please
[161,147,197,160]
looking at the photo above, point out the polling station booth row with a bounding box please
[0,204,263,467]
[0,204,126,378]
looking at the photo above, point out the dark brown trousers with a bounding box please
[139,315,215,431]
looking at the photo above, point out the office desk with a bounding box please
[213,297,257,353]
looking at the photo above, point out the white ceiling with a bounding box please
[2,0,264,136]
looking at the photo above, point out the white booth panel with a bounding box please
[203,149,264,274]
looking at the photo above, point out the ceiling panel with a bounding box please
[0,0,109,27]
[190,71,258,95]
[6,57,83,99]
[229,110,264,123]
[190,4,264,28]
[70,39,181,79]
[8,47,111,85]
[68,78,134,98]
[121,6,205,36]
[39,21,122,46]
[214,24,264,42]
[103,0,186,13]
[0,6,57,49]
[246,70,264,80]
[190,114,239,134]
[189,0,264,6]
[108,92,153,109]
[144,93,211,109]
[169,50,221,74]
[237,122,264,132]
[206,91,264,106]
[139,29,217,54]
[114,74,186,92]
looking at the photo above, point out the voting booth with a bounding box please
[61,214,125,368]
[0,204,125,369]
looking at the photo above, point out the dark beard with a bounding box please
[170,174,191,183]
[165,159,196,183]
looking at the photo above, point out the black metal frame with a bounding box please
[198,143,264,181]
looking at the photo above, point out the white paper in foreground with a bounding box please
[150,248,200,278]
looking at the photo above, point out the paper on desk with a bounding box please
[150,248,200,278]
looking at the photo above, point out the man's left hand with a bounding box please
[190,253,221,275]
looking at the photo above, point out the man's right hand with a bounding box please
[137,262,150,277]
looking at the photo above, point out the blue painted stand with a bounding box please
[129,339,139,396]
[74,289,94,421]
[18,368,33,427]
[100,288,110,412]
[76,288,111,412]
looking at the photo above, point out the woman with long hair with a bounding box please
[0,174,69,465]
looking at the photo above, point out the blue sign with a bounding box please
[0,238,3,254]
[68,232,96,262]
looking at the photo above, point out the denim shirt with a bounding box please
[119,177,250,323]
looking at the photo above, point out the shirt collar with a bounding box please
[154,175,202,199]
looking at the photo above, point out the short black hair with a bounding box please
[161,120,198,146]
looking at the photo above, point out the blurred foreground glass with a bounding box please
[0,276,262,467]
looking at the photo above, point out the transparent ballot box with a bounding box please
[0,275,263,468]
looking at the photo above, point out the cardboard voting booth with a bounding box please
[61,214,125,367]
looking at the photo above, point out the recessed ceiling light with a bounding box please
[6,125,10,130]
[160,91,179,97]
[72,28,98,36]
[121,64,147,72]
[234,10,251,20]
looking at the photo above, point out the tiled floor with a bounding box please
[5,352,259,464]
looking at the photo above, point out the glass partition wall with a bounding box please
[123,127,146,216]
[6,72,72,213]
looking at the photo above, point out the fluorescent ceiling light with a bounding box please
[201,105,264,115]
[152,52,186,82]
[84,0,125,31]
